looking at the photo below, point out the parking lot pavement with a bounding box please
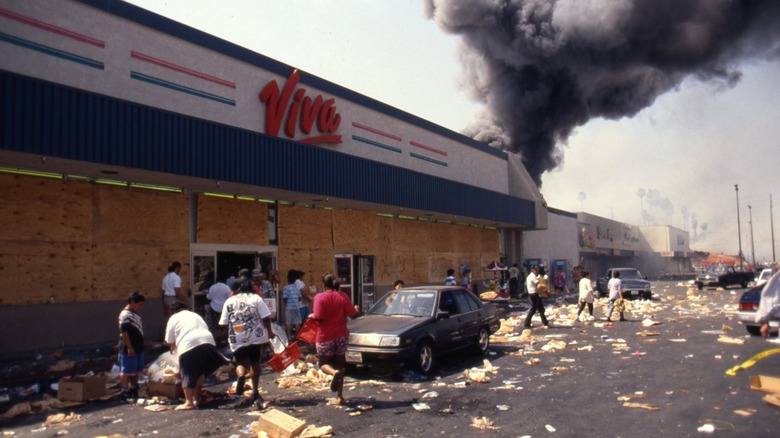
[2,281,779,437]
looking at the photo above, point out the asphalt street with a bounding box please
[2,280,779,437]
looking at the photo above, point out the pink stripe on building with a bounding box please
[0,8,105,48]
[131,51,236,88]
[352,122,402,141]
[410,140,447,156]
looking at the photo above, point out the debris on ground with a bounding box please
[43,412,82,426]
[470,416,499,430]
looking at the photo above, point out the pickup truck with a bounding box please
[595,268,652,300]
[694,265,755,290]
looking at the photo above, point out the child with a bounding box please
[445,269,457,286]
[118,291,145,400]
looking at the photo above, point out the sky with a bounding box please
[124,0,780,263]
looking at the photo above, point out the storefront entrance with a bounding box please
[191,244,278,318]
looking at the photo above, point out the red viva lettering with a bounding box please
[259,70,342,145]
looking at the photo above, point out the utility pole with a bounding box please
[749,205,755,267]
[771,194,776,262]
[735,184,743,267]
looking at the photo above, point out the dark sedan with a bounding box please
[346,286,500,374]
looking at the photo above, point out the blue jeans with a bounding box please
[607,298,624,320]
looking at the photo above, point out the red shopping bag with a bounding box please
[268,341,301,373]
[296,318,319,344]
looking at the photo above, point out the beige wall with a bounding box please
[0,173,499,306]
[0,173,189,306]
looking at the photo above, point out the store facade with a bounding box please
[0,0,545,353]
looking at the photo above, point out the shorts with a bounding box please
[178,344,227,389]
[233,343,264,363]
[299,305,310,321]
[316,336,349,357]
[286,308,302,326]
[119,351,144,376]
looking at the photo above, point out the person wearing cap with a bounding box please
[252,269,275,299]
[524,265,549,329]
[117,291,145,400]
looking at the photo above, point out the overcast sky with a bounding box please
[124,0,780,263]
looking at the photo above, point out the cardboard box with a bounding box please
[257,408,307,438]
[57,376,107,401]
[146,381,183,400]
[749,375,780,394]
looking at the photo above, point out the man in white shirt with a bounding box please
[161,261,183,317]
[523,266,549,329]
[606,271,626,322]
[206,281,232,337]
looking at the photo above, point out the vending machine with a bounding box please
[335,254,375,312]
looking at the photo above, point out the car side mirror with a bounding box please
[437,310,451,319]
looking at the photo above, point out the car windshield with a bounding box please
[706,265,728,275]
[368,291,436,317]
[617,269,643,279]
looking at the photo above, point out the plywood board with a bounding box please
[332,210,379,254]
[196,194,267,245]
[0,174,92,242]
[391,219,430,252]
[0,241,93,305]
[278,205,332,249]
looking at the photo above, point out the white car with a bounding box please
[756,268,772,286]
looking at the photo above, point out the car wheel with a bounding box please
[746,325,762,336]
[697,283,703,291]
[415,340,435,374]
[741,280,748,288]
[475,327,490,354]
[719,280,727,289]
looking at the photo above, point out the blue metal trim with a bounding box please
[0,71,535,226]
[73,0,505,160]
[129,71,235,106]
[0,32,104,70]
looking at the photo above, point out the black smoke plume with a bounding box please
[425,0,780,185]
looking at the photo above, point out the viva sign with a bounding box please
[259,69,342,145]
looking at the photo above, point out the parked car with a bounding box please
[755,268,772,286]
[695,265,755,290]
[736,284,778,336]
[346,286,500,374]
[595,268,652,299]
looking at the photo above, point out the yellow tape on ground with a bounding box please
[725,348,780,376]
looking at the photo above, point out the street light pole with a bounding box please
[749,205,755,267]
[736,184,743,267]
[771,194,776,263]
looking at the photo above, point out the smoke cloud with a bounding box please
[425,0,780,185]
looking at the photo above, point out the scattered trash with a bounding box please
[717,336,745,345]
[464,368,490,383]
[412,403,430,411]
[144,404,169,412]
[697,423,715,433]
[47,360,75,373]
[43,412,82,427]
[421,391,438,399]
[300,425,334,437]
[545,424,556,432]
[0,401,32,419]
[733,408,756,417]
[470,416,499,430]
[623,402,660,411]
[641,319,661,327]
[496,404,509,411]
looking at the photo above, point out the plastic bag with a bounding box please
[147,351,179,383]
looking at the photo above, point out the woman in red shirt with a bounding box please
[311,273,358,405]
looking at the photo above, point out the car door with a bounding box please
[434,290,463,352]
[453,289,481,343]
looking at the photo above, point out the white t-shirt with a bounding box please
[608,278,623,300]
[207,282,231,312]
[165,310,215,355]
[578,277,594,303]
[219,292,272,352]
[509,267,520,279]
[526,272,539,294]
[162,271,181,297]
